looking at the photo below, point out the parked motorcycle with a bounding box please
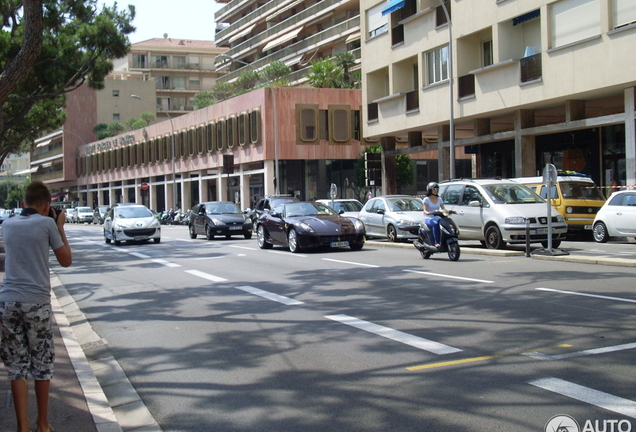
[413,210,461,261]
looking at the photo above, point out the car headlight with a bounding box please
[354,219,364,231]
[566,206,573,214]
[505,217,526,224]
[556,214,565,222]
[211,218,225,226]
[300,222,315,233]
[397,219,413,226]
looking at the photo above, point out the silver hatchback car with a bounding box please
[358,195,426,242]
[103,204,161,245]
[438,179,567,249]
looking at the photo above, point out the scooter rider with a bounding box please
[423,182,450,248]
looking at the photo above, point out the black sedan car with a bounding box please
[256,201,365,253]
[189,201,253,240]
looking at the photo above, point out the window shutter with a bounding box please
[551,0,600,48]
[614,0,636,28]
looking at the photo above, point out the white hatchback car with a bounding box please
[103,204,161,245]
[438,179,568,249]
[592,190,636,242]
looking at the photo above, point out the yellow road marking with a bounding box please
[406,344,572,371]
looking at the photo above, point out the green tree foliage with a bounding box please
[93,123,110,139]
[0,0,136,165]
[306,58,344,88]
[210,82,235,102]
[354,144,413,193]
[0,179,28,209]
[107,121,125,136]
[193,91,215,110]
[139,111,155,124]
[260,61,291,85]
[125,117,139,130]
[235,70,260,91]
[131,119,147,130]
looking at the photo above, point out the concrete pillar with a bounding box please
[625,87,636,188]
[264,159,276,196]
[515,110,535,177]
[438,125,450,181]
[566,100,586,122]
[240,170,250,210]
[381,137,397,195]
[150,183,157,211]
[199,176,207,202]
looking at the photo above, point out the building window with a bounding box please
[112,90,120,97]
[153,55,169,68]
[330,108,350,143]
[482,39,493,67]
[298,107,318,142]
[173,56,186,69]
[550,0,600,48]
[227,116,236,149]
[250,110,261,145]
[238,113,248,146]
[173,77,186,90]
[132,54,147,68]
[367,2,388,38]
[207,123,216,152]
[216,119,226,151]
[157,76,170,90]
[426,45,449,85]
[113,113,120,121]
[613,0,636,28]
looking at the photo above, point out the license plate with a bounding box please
[331,241,349,248]
[584,224,592,230]
[229,226,242,230]
[535,228,556,234]
[134,235,148,241]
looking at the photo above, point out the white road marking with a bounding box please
[192,256,226,260]
[536,287,636,304]
[322,258,379,268]
[524,342,636,361]
[235,286,304,305]
[529,377,636,418]
[152,259,181,268]
[404,269,494,284]
[185,269,228,282]
[267,250,307,257]
[230,245,258,251]
[325,314,462,355]
[130,252,151,259]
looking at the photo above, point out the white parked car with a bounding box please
[75,206,94,224]
[316,199,363,218]
[438,179,568,249]
[592,190,636,242]
[358,195,426,242]
[103,204,161,245]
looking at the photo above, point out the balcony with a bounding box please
[520,53,542,83]
[458,74,475,98]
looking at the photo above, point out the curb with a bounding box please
[365,240,636,267]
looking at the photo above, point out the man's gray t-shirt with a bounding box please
[0,213,64,304]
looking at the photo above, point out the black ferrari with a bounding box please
[256,201,365,252]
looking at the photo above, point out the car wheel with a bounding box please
[112,230,121,246]
[257,225,272,249]
[104,229,111,244]
[154,238,161,244]
[485,225,505,249]
[350,242,363,251]
[205,225,214,240]
[189,224,197,239]
[447,242,461,261]
[593,222,609,243]
[387,225,397,242]
[288,228,301,253]
[244,232,252,240]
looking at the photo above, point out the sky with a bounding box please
[110,0,224,44]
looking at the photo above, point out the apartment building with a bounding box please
[361,0,636,189]
[128,36,228,120]
[213,0,362,84]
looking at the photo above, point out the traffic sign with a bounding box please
[141,182,149,191]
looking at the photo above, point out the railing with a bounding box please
[458,74,475,98]
[368,103,379,121]
[32,147,63,162]
[219,17,360,83]
[520,53,542,83]
[405,90,419,111]
[391,24,404,46]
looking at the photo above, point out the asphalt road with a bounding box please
[54,224,636,432]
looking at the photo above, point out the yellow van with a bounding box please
[511,174,606,232]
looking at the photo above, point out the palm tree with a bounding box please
[334,52,356,88]
[306,58,343,88]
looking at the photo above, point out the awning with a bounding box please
[345,31,361,43]
[382,0,405,16]
[513,9,540,26]
[36,139,52,148]
[267,0,305,21]
[262,26,303,51]
[51,191,67,200]
[228,24,256,43]
[13,167,38,175]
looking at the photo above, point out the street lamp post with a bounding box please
[438,0,455,179]
[216,54,280,195]
[131,95,177,210]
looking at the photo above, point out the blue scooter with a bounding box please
[413,210,461,261]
